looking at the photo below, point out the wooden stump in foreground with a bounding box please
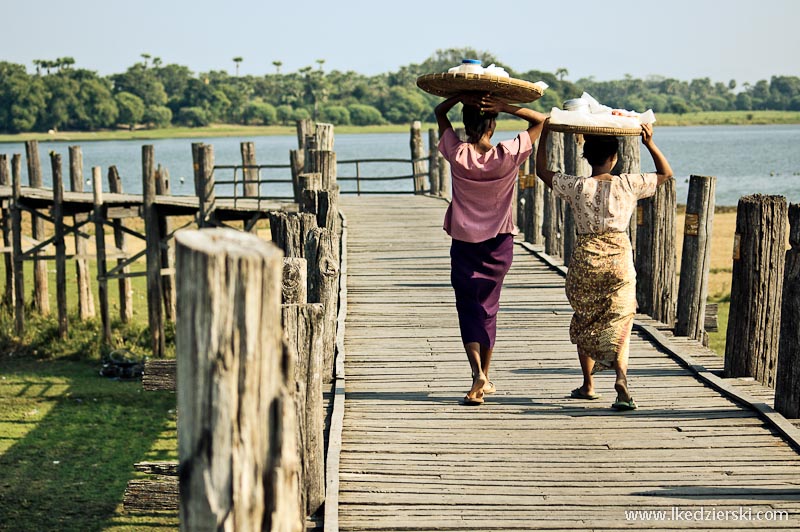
[775,203,800,416]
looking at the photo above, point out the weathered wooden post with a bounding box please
[562,133,590,266]
[92,167,112,344]
[143,146,165,358]
[107,166,133,323]
[305,150,337,190]
[268,212,318,259]
[410,121,427,194]
[428,128,440,196]
[175,228,302,532]
[636,178,678,325]
[25,140,49,315]
[196,144,216,228]
[69,146,95,319]
[543,131,564,258]
[612,136,641,258]
[775,203,800,417]
[676,175,716,342]
[50,152,68,338]
[11,155,24,334]
[724,194,788,386]
[282,258,308,305]
[281,302,325,516]
[0,155,13,307]
[306,227,340,382]
[240,141,260,199]
[316,123,334,151]
[156,165,176,322]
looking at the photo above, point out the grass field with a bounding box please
[0,110,798,144]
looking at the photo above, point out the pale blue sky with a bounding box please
[2,0,797,84]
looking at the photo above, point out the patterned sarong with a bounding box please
[565,231,636,371]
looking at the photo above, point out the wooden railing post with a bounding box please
[175,228,302,531]
[156,165,176,322]
[240,141,259,200]
[11,155,24,334]
[543,131,564,258]
[676,175,716,342]
[108,166,133,323]
[92,166,112,344]
[612,136,641,259]
[25,140,49,315]
[428,128,440,196]
[562,133,589,266]
[143,146,165,358]
[69,146,95,320]
[305,227,340,383]
[196,144,216,228]
[0,155,13,307]
[724,194,788,386]
[776,203,800,417]
[636,178,678,325]
[410,121,427,194]
[50,152,68,339]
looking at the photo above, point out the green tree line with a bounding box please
[1,48,799,133]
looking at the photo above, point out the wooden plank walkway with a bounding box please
[339,195,800,531]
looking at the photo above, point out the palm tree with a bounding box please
[316,59,325,71]
[141,53,151,67]
[555,67,569,81]
[32,59,43,75]
[272,60,282,74]
[233,56,243,76]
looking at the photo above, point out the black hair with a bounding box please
[582,135,619,166]
[462,104,498,143]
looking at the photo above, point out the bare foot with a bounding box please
[467,372,488,401]
[483,381,496,395]
[614,375,632,403]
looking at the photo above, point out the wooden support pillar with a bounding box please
[268,212,318,259]
[775,203,800,417]
[724,194,788,386]
[92,167,112,344]
[612,136,641,258]
[240,141,259,199]
[281,302,325,516]
[25,140,49,315]
[562,133,590,266]
[11,155,24,335]
[315,123,334,151]
[410,121,427,194]
[50,152,68,338]
[175,228,301,532]
[305,227,340,383]
[108,166,133,323]
[191,142,203,198]
[0,155,13,307]
[198,144,216,227]
[282,257,308,305]
[636,178,678,325]
[69,146,95,319]
[428,128,440,196]
[156,165,176,322]
[676,175,716,341]
[543,131,564,258]
[305,150,336,189]
[143,146,165,358]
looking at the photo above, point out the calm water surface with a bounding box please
[1,124,798,206]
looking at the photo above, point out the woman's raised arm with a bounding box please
[534,122,555,188]
[435,96,462,136]
[641,124,673,185]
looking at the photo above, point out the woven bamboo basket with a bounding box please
[416,73,544,103]
[546,123,643,136]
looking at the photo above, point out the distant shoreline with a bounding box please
[0,110,798,144]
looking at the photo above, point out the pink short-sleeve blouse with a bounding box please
[439,128,532,243]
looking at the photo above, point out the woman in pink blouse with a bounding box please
[435,94,547,405]
[535,123,673,410]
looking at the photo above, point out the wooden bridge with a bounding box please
[332,194,800,531]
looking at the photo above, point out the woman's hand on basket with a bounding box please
[479,95,507,114]
[640,123,654,146]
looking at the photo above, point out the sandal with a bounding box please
[461,394,484,406]
[570,387,602,400]
[611,397,638,411]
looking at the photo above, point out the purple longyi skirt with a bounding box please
[450,233,514,348]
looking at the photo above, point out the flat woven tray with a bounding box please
[546,123,643,136]
[416,73,544,103]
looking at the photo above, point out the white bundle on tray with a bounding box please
[549,92,656,129]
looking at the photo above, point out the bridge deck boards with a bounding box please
[339,195,800,531]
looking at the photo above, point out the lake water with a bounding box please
[1,124,799,206]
